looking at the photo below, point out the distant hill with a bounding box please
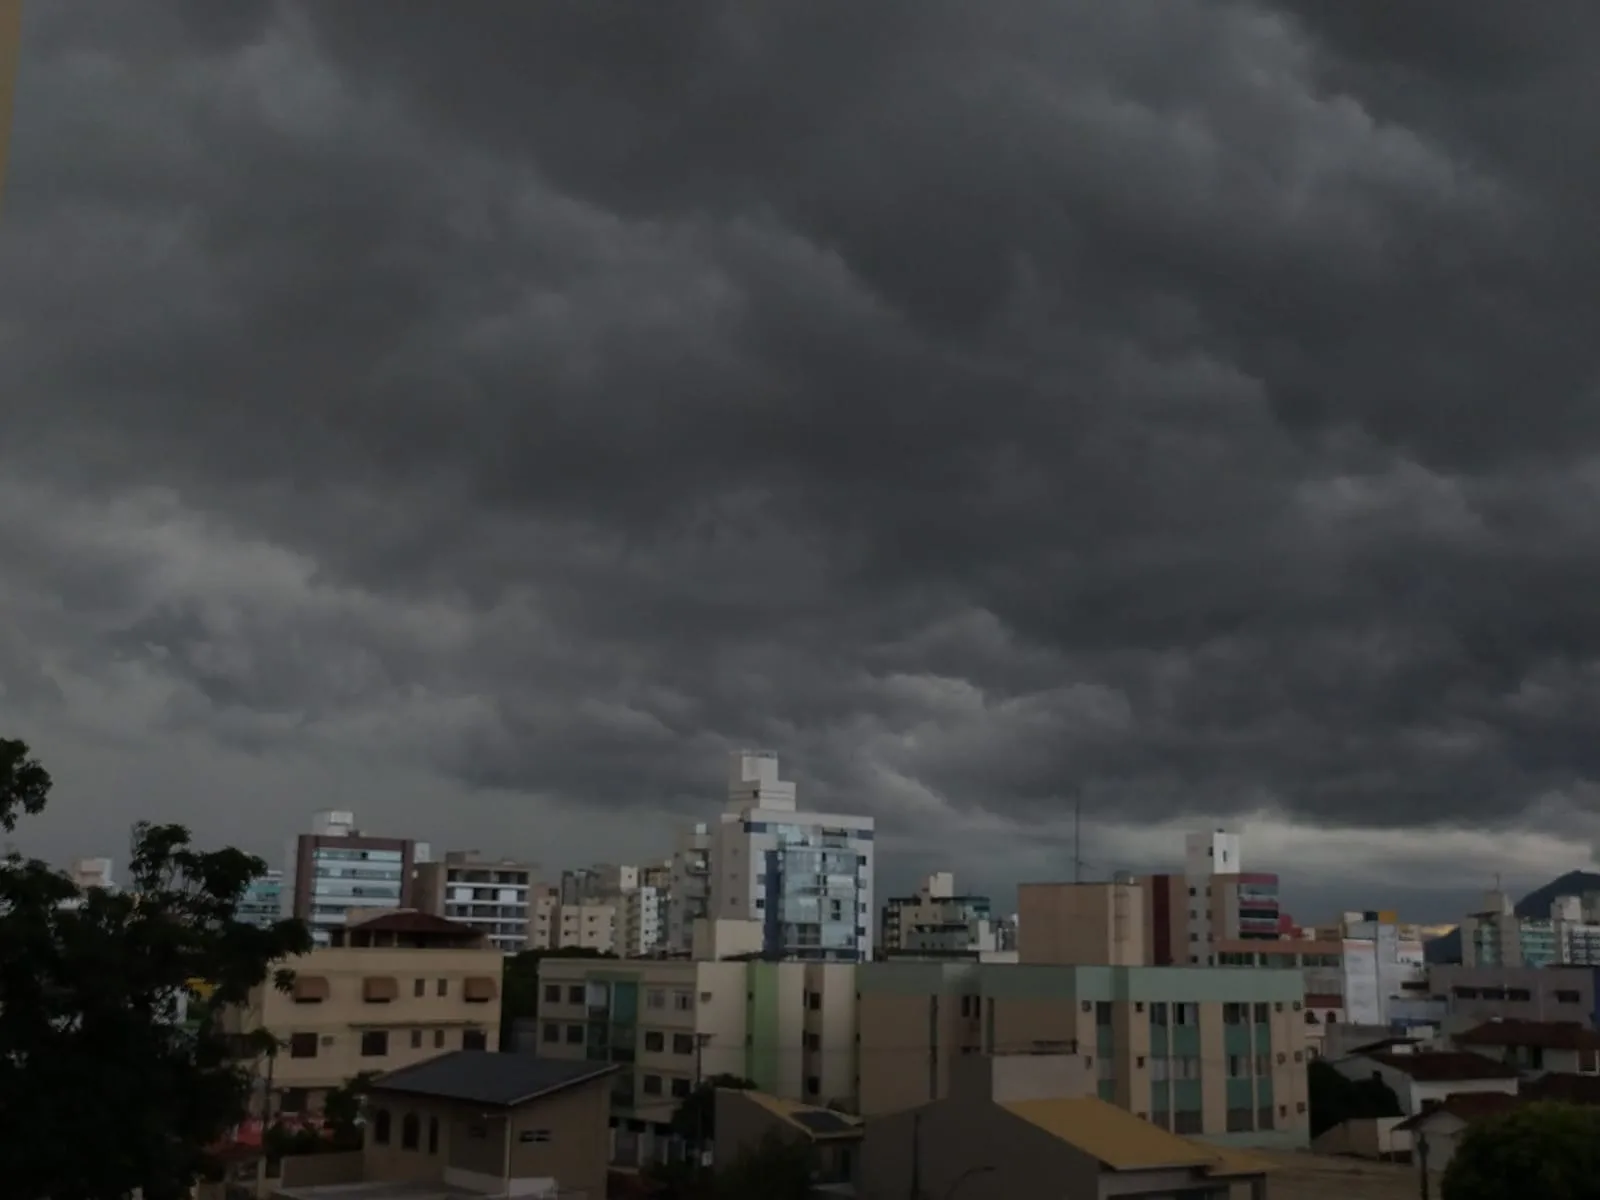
[1422,869,1600,965]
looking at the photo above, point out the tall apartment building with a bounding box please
[223,910,502,1117]
[0,0,19,208]
[666,823,712,954]
[710,751,875,962]
[414,852,540,953]
[880,872,997,958]
[1138,831,1281,967]
[1017,877,1145,966]
[239,870,285,929]
[283,811,428,946]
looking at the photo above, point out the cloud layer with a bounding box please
[4,0,1600,915]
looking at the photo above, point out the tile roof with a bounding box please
[1455,1021,1600,1051]
[1000,1098,1275,1176]
[372,1051,617,1107]
[735,1090,863,1140]
[1521,1072,1600,1105]
[1364,1052,1520,1082]
[348,910,480,936]
[1394,1091,1522,1132]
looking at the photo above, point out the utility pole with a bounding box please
[1417,1132,1430,1200]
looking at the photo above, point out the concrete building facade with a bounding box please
[283,811,427,946]
[415,852,540,953]
[226,910,503,1118]
[1017,879,1145,966]
[666,823,712,955]
[710,751,876,962]
[880,872,996,958]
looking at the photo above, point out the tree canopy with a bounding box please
[670,1073,758,1145]
[0,737,313,1200]
[1441,1102,1600,1200]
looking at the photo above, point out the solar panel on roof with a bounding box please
[790,1109,858,1136]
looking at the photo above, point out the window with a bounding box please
[1150,1003,1169,1026]
[568,986,586,1004]
[807,992,822,1012]
[1095,1002,1113,1027]
[427,1116,439,1155]
[643,1075,663,1096]
[645,1031,665,1053]
[373,1109,392,1145]
[410,1029,423,1049]
[520,1130,552,1144]
[673,991,693,1011]
[464,1030,488,1051]
[1223,1003,1246,1025]
[433,1029,445,1049]
[544,984,561,1003]
[361,1031,389,1057]
[1556,990,1582,1004]
[289,1033,318,1059]
[436,978,448,997]
[1252,1003,1269,1023]
[700,991,713,1003]
[566,1025,584,1044]
[671,1077,692,1099]
[543,1023,560,1043]
[1174,1003,1198,1026]
[401,1113,420,1150]
[805,1076,820,1096]
[673,1033,696,1055]
[646,989,666,1009]
[1226,1108,1253,1133]
[413,978,425,997]
[804,1033,821,1051]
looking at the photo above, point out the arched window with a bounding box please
[427,1115,440,1155]
[373,1109,392,1145]
[401,1112,420,1151]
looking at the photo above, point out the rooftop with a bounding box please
[1394,1092,1522,1132]
[1364,1052,1520,1082]
[372,1051,616,1107]
[1521,1072,1600,1105]
[1455,1020,1600,1052]
[1000,1098,1275,1177]
[733,1090,864,1141]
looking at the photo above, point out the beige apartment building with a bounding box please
[856,961,1311,1149]
[1018,879,1146,966]
[534,957,858,1166]
[529,891,618,954]
[225,910,504,1117]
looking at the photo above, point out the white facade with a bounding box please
[667,823,712,954]
[879,872,995,957]
[1183,830,1241,958]
[1333,1053,1518,1117]
[438,858,536,953]
[709,751,876,962]
[619,886,664,956]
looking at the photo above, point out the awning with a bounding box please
[463,976,499,1003]
[292,975,330,1002]
[363,975,399,1002]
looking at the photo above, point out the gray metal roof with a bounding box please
[371,1051,617,1107]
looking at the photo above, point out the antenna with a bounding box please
[1073,797,1083,884]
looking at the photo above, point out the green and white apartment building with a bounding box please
[533,957,1311,1165]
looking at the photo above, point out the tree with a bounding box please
[0,737,314,1200]
[1306,1058,1401,1137]
[669,1074,758,1146]
[1441,1102,1600,1200]
[711,1130,815,1200]
[323,1070,381,1151]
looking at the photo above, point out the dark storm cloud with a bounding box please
[5,0,1600,886]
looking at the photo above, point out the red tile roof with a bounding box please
[1365,1051,1520,1082]
[348,909,480,936]
[1395,1091,1521,1132]
[1455,1021,1600,1051]
[1521,1073,1600,1105]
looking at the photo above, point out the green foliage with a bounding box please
[1441,1102,1600,1200]
[0,737,314,1200]
[323,1070,380,1151]
[711,1130,815,1200]
[501,946,616,1045]
[669,1074,758,1144]
[1306,1058,1402,1137]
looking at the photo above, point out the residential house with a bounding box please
[1393,1092,1523,1176]
[1331,1050,1519,1116]
[225,909,503,1117]
[269,1052,616,1200]
[713,1089,862,1192]
[1451,1019,1600,1078]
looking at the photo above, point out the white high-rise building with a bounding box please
[709,751,875,962]
[1183,830,1241,966]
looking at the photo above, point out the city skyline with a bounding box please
[7,2,1600,922]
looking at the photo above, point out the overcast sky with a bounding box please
[3,1,1599,922]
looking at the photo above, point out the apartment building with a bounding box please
[283,810,429,946]
[224,910,503,1117]
[855,961,1311,1148]
[1426,965,1599,1026]
[1142,874,1283,967]
[239,870,285,929]
[666,823,712,954]
[1460,889,1600,968]
[415,852,539,953]
[880,872,998,958]
[710,751,876,962]
[528,887,620,954]
[1017,878,1145,966]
